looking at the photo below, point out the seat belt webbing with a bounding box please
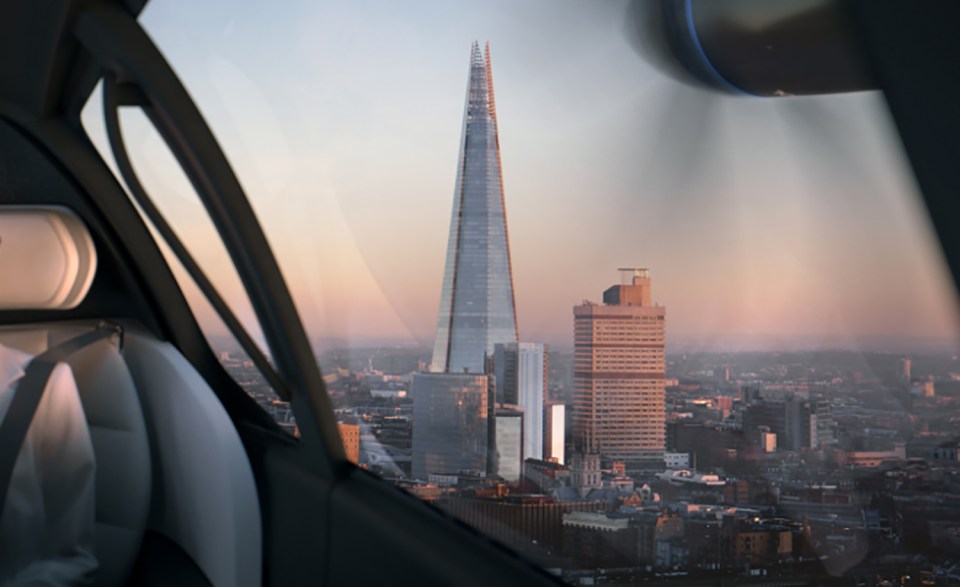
[0,327,120,523]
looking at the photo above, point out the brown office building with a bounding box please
[338,422,360,465]
[573,268,666,466]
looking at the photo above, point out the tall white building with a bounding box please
[545,403,566,465]
[494,342,547,462]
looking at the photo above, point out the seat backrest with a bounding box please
[121,329,262,587]
[0,326,152,587]
[0,206,151,585]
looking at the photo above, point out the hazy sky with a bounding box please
[84,0,959,352]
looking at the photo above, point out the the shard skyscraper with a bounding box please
[430,41,519,374]
[411,42,518,480]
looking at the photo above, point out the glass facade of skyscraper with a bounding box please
[494,407,523,484]
[431,41,518,375]
[411,373,489,480]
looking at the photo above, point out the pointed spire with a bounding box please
[471,40,483,69]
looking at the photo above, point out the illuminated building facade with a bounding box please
[337,422,360,465]
[573,269,666,465]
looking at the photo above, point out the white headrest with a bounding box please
[0,206,97,310]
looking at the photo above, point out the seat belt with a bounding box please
[0,324,122,523]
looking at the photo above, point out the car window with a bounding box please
[98,1,960,584]
[80,84,296,433]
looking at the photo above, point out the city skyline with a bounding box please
[83,0,960,354]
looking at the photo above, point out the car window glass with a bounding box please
[117,1,960,582]
[80,84,293,432]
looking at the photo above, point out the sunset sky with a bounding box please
[83,0,959,352]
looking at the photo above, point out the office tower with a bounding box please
[573,268,666,465]
[430,41,518,375]
[784,397,819,451]
[493,407,524,484]
[743,397,833,451]
[494,342,547,461]
[900,357,912,381]
[809,399,836,447]
[742,400,787,448]
[411,373,489,479]
[544,403,566,465]
[337,422,360,465]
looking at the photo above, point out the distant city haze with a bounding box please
[83,0,960,353]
